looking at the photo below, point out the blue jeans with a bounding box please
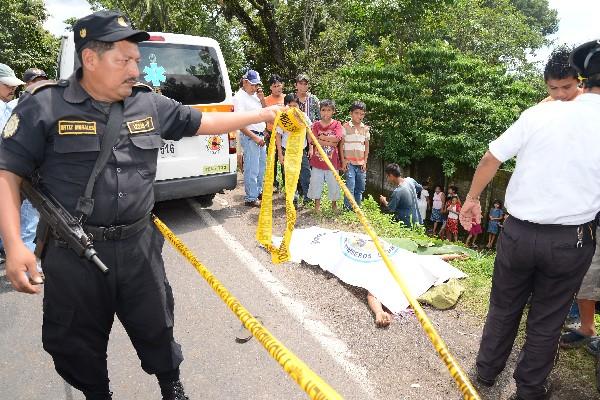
[0,199,39,253]
[241,133,267,202]
[344,164,366,209]
[297,150,311,200]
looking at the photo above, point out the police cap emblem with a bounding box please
[79,28,87,39]
[117,17,128,27]
[2,114,19,139]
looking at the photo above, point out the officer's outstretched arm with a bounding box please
[196,105,283,135]
[0,170,41,294]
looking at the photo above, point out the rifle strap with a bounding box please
[75,101,124,221]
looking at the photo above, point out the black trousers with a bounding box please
[477,217,596,399]
[41,223,183,395]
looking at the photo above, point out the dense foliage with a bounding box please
[2,0,556,175]
[0,0,59,77]
[324,42,543,175]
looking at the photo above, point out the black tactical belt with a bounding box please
[85,214,150,241]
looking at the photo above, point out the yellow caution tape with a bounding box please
[257,108,307,263]
[152,215,343,400]
[257,111,481,400]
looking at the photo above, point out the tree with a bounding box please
[510,0,558,36]
[0,0,58,78]
[327,42,543,176]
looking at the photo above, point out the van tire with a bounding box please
[196,194,216,207]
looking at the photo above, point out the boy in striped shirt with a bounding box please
[341,101,370,210]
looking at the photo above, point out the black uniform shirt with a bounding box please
[0,70,202,226]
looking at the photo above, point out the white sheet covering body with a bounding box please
[278,227,466,313]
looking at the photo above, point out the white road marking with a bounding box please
[187,199,376,399]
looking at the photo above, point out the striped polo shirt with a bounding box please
[343,122,370,165]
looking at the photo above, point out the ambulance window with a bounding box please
[138,43,226,104]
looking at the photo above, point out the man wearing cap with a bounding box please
[459,40,600,400]
[294,73,319,202]
[0,11,280,400]
[233,69,267,207]
[0,63,25,264]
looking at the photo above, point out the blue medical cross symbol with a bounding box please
[143,62,166,87]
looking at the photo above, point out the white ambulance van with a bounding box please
[57,32,237,204]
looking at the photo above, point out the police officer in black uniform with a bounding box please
[0,11,279,400]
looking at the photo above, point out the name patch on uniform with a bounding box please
[127,117,154,135]
[58,120,97,135]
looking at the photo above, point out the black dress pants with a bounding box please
[41,223,183,395]
[476,216,595,399]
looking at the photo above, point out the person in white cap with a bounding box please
[0,63,25,130]
[0,63,25,265]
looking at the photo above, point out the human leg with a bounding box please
[476,218,536,383]
[344,165,356,210]
[298,151,311,200]
[354,166,366,207]
[116,225,183,376]
[241,135,260,202]
[257,140,267,197]
[514,222,595,399]
[42,241,116,398]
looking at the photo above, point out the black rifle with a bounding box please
[21,179,109,274]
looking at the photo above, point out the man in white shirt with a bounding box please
[460,40,600,400]
[0,63,25,264]
[233,70,267,207]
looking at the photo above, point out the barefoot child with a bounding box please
[465,217,482,248]
[307,100,344,212]
[445,196,461,242]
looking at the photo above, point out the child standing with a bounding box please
[465,217,482,248]
[341,101,370,210]
[307,100,344,212]
[486,200,504,249]
[430,185,445,235]
[445,196,461,242]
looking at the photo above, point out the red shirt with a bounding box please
[310,119,344,170]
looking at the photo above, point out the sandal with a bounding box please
[560,330,596,349]
[587,338,600,357]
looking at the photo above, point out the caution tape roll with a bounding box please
[152,215,343,400]
[256,109,481,400]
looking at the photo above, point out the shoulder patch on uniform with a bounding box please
[26,80,59,95]
[133,82,153,92]
[2,114,19,139]
[127,116,154,134]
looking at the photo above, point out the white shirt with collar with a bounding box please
[233,88,266,133]
[489,93,600,225]
[0,99,15,131]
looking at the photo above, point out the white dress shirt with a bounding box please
[489,93,600,225]
[232,88,266,133]
[0,100,15,131]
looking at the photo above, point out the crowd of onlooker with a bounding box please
[232,68,508,248]
[233,70,371,212]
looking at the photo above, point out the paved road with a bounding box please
[2,176,597,399]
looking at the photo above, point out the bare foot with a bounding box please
[375,311,392,328]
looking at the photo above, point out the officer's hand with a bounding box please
[5,243,42,294]
[460,199,482,231]
[260,105,287,123]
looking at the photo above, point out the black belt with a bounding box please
[85,214,150,241]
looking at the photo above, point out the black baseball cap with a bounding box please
[569,39,600,77]
[73,10,150,53]
[23,68,48,83]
